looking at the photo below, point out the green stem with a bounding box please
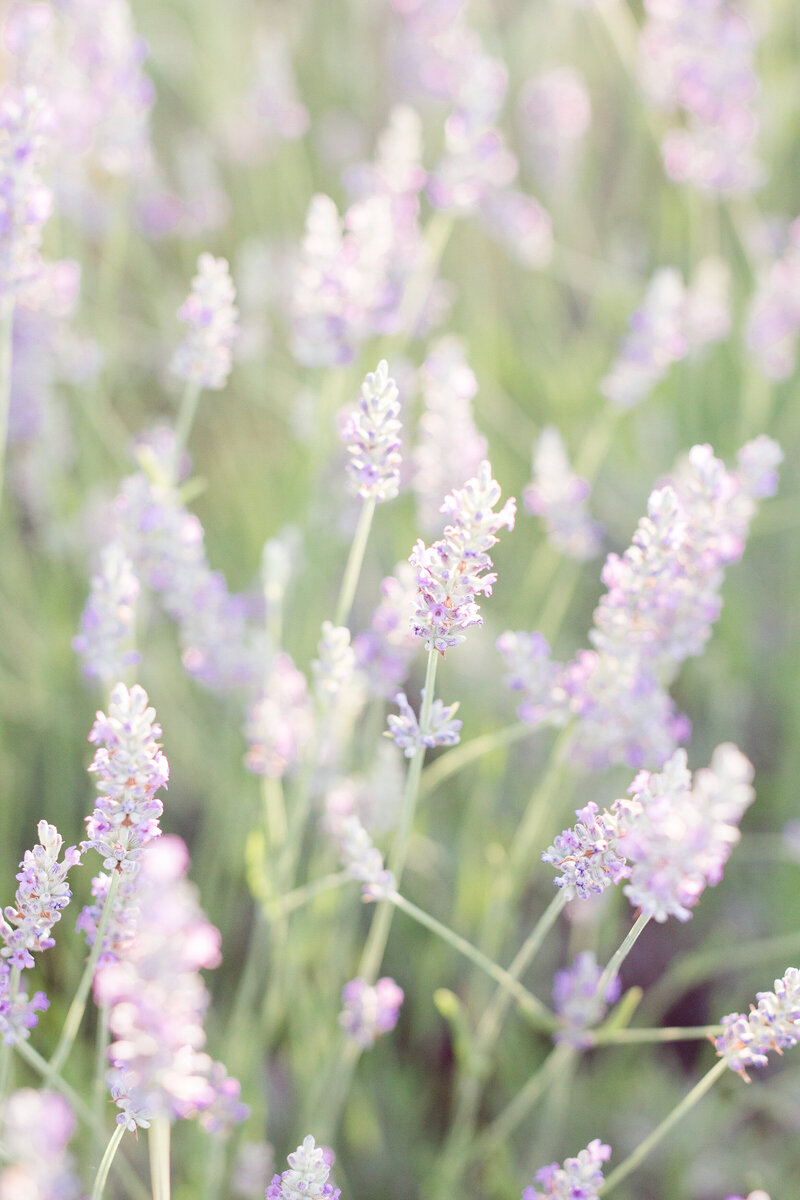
[49,870,121,1077]
[92,1002,111,1160]
[420,722,530,798]
[469,1043,572,1165]
[91,1123,127,1200]
[334,496,376,628]
[172,380,202,477]
[0,296,14,519]
[149,1116,171,1200]
[508,729,574,881]
[389,891,555,1031]
[598,1058,729,1195]
[590,1025,722,1046]
[594,912,651,1009]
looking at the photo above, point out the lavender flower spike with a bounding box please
[341,360,402,502]
[522,1138,611,1199]
[715,967,800,1081]
[266,1135,341,1200]
[85,682,168,874]
[0,1089,83,1199]
[552,951,622,1047]
[387,690,462,757]
[72,541,141,683]
[339,977,404,1048]
[170,253,239,390]
[0,87,53,299]
[410,460,515,653]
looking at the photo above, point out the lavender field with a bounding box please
[1,1,799,1198]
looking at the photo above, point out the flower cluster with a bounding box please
[552,951,622,1046]
[266,1136,340,1200]
[638,0,762,194]
[313,622,356,705]
[387,690,462,757]
[523,426,603,560]
[170,253,239,390]
[0,86,52,299]
[84,683,167,875]
[72,541,141,683]
[0,1089,83,1200]
[339,977,404,1048]
[410,460,516,653]
[340,360,402,503]
[522,1139,611,1200]
[745,218,800,380]
[244,652,314,778]
[353,562,419,700]
[95,836,246,1129]
[0,823,81,1044]
[715,967,800,1081]
[333,815,395,901]
[544,745,754,922]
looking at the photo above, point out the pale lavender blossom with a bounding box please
[552,951,622,1046]
[542,800,631,901]
[333,814,395,901]
[170,253,239,390]
[94,836,246,1128]
[0,86,52,298]
[715,967,800,1081]
[0,962,48,1045]
[266,1136,340,1200]
[479,187,553,270]
[412,338,488,533]
[410,460,516,653]
[84,682,167,875]
[387,690,462,757]
[244,652,313,779]
[0,1089,83,1200]
[522,1139,611,1199]
[313,622,356,704]
[219,28,308,164]
[353,561,419,699]
[339,977,404,1048]
[518,67,592,184]
[685,256,732,353]
[72,541,140,683]
[639,0,763,194]
[523,426,603,560]
[232,1142,275,1198]
[600,268,688,410]
[745,219,800,380]
[340,360,402,502]
[496,631,568,728]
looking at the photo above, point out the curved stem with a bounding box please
[598,1058,729,1195]
[91,1123,126,1200]
[172,380,202,477]
[334,497,376,628]
[594,911,651,1011]
[49,870,121,1077]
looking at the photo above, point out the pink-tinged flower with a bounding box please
[72,541,140,684]
[410,460,515,654]
[340,360,402,503]
[329,813,395,902]
[387,690,462,757]
[266,1136,340,1200]
[244,651,314,779]
[339,977,404,1047]
[478,187,553,271]
[522,1139,611,1199]
[518,66,591,184]
[552,951,621,1046]
[523,426,603,560]
[95,836,247,1129]
[639,0,763,194]
[84,682,167,875]
[0,86,52,299]
[745,218,800,380]
[353,561,419,700]
[170,253,239,391]
[218,27,308,164]
[716,968,800,1081]
[600,268,688,410]
[412,338,488,533]
[0,1089,83,1200]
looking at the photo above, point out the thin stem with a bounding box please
[262,775,288,854]
[172,380,202,476]
[49,870,121,1077]
[420,722,530,798]
[149,1116,171,1200]
[469,1043,572,1164]
[590,1025,723,1046]
[334,496,376,628]
[594,911,652,1007]
[0,296,14,518]
[598,1058,729,1195]
[91,1123,127,1200]
[389,891,555,1031]
[92,1002,111,1160]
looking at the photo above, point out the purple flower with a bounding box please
[244,652,314,779]
[331,814,395,902]
[170,254,239,390]
[266,1135,340,1200]
[552,951,622,1046]
[410,460,516,654]
[353,562,419,700]
[523,427,603,560]
[72,541,141,683]
[339,977,404,1048]
[0,86,52,299]
[94,836,246,1128]
[600,268,688,410]
[518,67,591,184]
[386,690,462,757]
[716,967,800,1081]
[745,218,800,380]
[522,1139,611,1199]
[0,1089,83,1199]
[340,360,402,503]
